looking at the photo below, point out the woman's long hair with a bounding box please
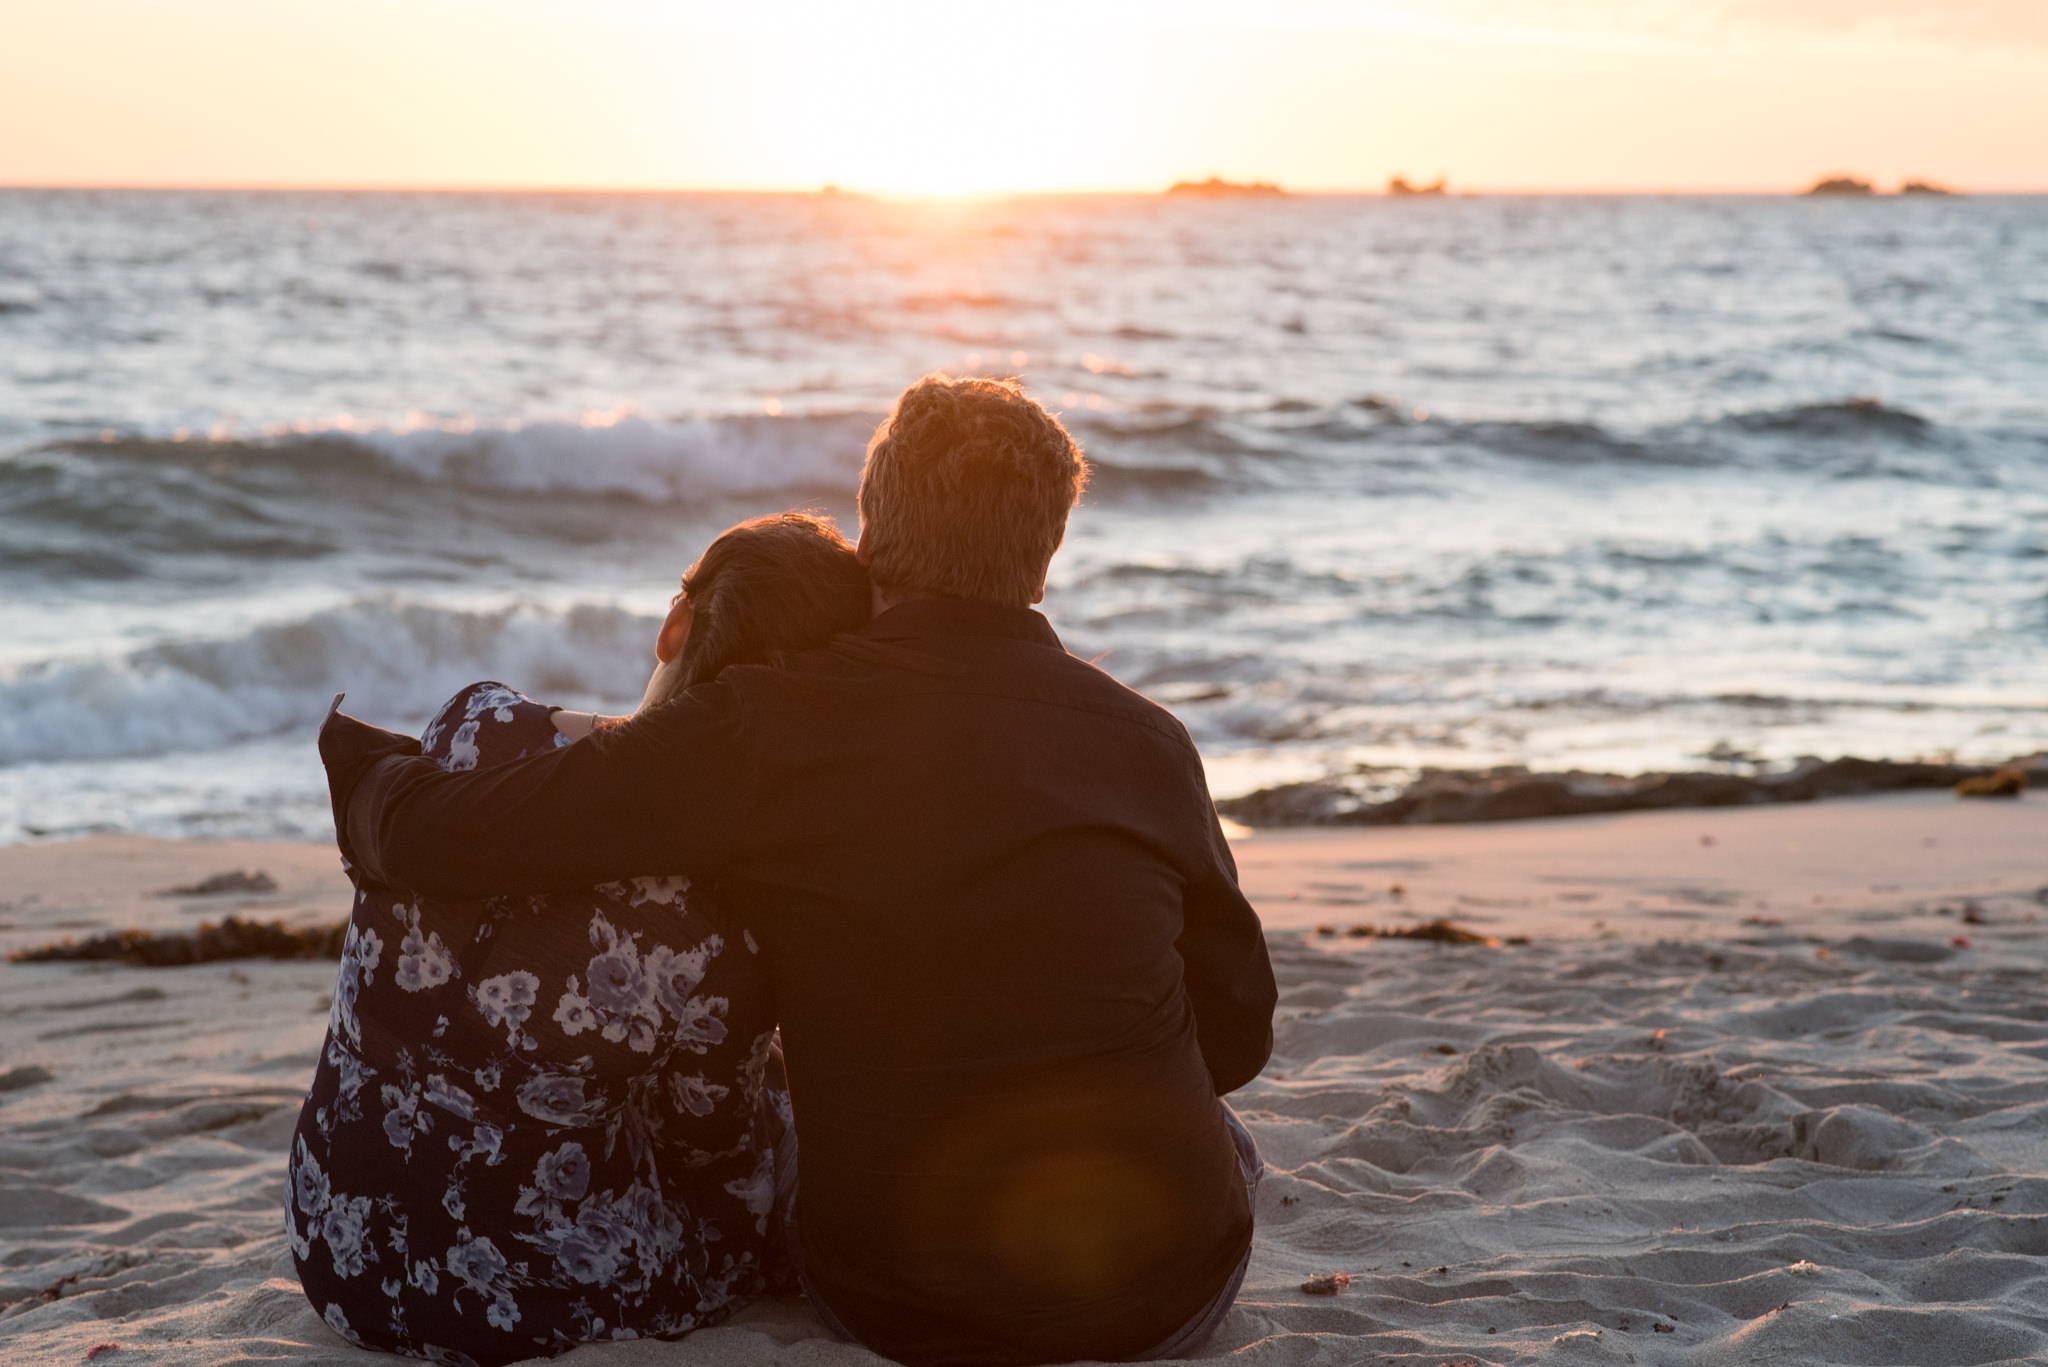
[639,512,870,711]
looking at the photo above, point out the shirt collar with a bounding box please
[858,597,1064,651]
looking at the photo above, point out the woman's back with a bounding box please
[291,683,778,1364]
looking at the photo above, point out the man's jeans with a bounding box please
[767,1095,1264,1361]
[1132,1106,1263,1361]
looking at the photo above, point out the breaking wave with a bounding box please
[35,410,877,502]
[0,598,662,766]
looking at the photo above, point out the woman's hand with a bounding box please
[550,710,626,742]
[637,596,695,713]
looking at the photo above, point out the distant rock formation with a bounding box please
[1900,179,1956,196]
[1167,177,1285,197]
[1215,755,2048,827]
[1804,175,1875,196]
[1388,175,1447,196]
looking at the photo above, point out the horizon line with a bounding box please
[3,179,2042,198]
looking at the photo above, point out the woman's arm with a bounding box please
[323,683,749,899]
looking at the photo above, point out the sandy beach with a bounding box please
[4,790,2045,1366]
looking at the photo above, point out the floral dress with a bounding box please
[290,682,783,1366]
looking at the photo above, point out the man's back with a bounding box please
[713,599,1274,1363]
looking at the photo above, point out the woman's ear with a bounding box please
[655,598,694,664]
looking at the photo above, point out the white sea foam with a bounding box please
[0,598,659,767]
[328,410,872,501]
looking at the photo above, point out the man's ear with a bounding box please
[855,525,873,568]
[1032,533,1061,606]
[655,598,693,664]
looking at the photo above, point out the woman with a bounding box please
[290,513,869,1365]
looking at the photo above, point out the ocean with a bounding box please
[1,189,2043,844]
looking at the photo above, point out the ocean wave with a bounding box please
[1080,459,1226,496]
[34,410,876,503]
[1444,418,1687,467]
[1722,398,1933,441]
[1074,410,1251,455]
[0,598,661,766]
[2,414,877,576]
[357,411,871,498]
[2,398,1998,581]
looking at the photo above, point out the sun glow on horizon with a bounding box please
[2,0,2045,193]
[716,13,1155,197]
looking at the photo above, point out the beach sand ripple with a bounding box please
[4,828,2046,1364]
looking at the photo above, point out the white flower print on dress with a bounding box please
[285,1138,325,1259]
[536,1141,591,1202]
[625,875,689,907]
[553,915,663,1054]
[293,1137,332,1215]
[329,923,384,1048]
[667,994,730,1052]
[284,1207,312,1261]
[446,720,483,771]
[554,1211,626,1285]
[446,1233,510,1295]
[669,1073,728,1118]
[449,1122,504,1168]
[725,1149,776,1235]
[323,1301,361,1345]
[470,971,539,1044]
[425,1074,477,1121]
[644,940,714,1019]
[393,902,458,993]
[588,952,651,1016]
[462,684,523,724]
[322,1042,377,1138]
[553,989,600,1037]
[381,1083,429,1152]
[517,1072,601,1127]
[322,1193,376,1278]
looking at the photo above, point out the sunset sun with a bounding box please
[720,8,1147,196]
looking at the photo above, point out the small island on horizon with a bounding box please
[1167,176,1285,197]
[1804,174,1958,197]
[1387,175,1447,196]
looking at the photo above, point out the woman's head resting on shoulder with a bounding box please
[639,512,870,712]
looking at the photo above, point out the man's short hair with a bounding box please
[857,374,1088,607]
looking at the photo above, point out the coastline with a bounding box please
[3,790,2044,1364]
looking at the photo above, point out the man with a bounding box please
[321,374,1276,1366]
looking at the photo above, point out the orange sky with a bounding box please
[6,1,2045,194]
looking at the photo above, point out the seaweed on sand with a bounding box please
[1335,918,1501,945]
[156,869,279,897]
[11,916,347,966]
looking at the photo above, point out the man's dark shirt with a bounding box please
[323,599,1278,1367]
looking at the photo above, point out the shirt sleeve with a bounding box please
[1175,777,1278,1096]
[327,683,751,901]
